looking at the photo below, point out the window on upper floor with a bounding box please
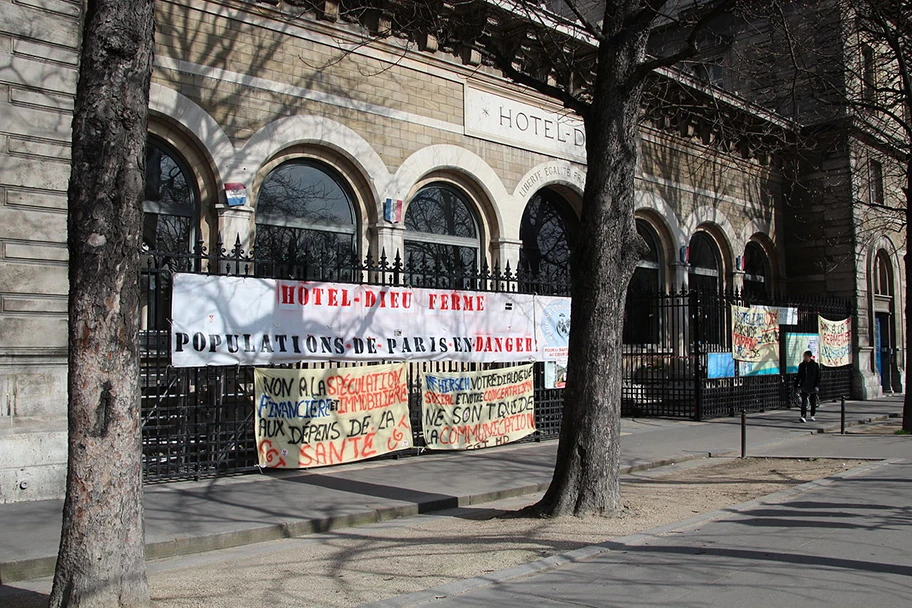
[862,44,876,103]
[869,159,884,205]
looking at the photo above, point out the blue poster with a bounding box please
[739,360,779,376]
[708,352,736,378]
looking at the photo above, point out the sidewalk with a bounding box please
[0,395,903,583]
[372,457,912,608]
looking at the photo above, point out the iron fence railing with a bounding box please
[140,237,569,482]
[140,236,855,482]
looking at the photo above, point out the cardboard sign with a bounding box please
[254,363,412,468]
[421,364,536,450]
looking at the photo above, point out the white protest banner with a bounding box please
[254,363,412,468]
[171,273,539,366]
[535,296,571,361]
[818,317,852,367]
[421,364,536,450]
[731,305,780,362]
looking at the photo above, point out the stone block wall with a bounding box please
[0,0,79,502]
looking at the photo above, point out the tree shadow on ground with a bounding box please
[0,585,48,608]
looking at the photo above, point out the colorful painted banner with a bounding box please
[254,363,412,468]
[171,274,552,366]
[421,364,536,450]
[731,305,780,362]
[819,317,852,367]
[785,333,819,373]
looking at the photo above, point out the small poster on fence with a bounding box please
[421,364,536,450]
[785,333,819,373]
[544,359,568,389]
[818,317,852,367]
[254,363,412,468]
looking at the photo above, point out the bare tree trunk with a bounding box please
[532,7,647,517]
[904,158,912,433]
[49,1,156,606]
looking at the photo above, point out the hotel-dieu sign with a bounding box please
[464,86,586,162]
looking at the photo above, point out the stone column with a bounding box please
[215,204,254,254]
[671,261,689,292]
[731,269,745,293]
[372,223,406,267]
[493,238,523,277]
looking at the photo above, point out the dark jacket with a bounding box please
[795,360,821,394]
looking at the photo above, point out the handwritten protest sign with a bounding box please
[731,305,780,362]
[818,317,852,367]
[421,364,536,450]
[254,363,412,468]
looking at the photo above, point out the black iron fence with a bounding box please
[140,238,854,482]
[621,288,854,420]
[140,238,569,482]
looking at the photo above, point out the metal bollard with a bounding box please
[841,396,846,434]
[741,408,747,459]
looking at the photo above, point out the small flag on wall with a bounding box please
[384,198,403,223]
[225,183,247,206]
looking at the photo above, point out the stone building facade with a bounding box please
[0,0,901,502]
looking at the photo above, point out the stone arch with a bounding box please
[149,83,233,188]
[683,206,738,278]
[234,116,390,225]
[512,161,586,215]
[392,145,508,244]
[743,229,779,286]
[635,191,687,252]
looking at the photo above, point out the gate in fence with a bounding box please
[140,239,854,482]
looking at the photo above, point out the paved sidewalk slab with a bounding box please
[377,458,912,608]
[0,396,902,583]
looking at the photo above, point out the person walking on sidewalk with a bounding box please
[794,350,821,423]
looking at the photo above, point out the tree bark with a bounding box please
[531,3,649,517]
[49,1,156,606]
[904,156,912,433]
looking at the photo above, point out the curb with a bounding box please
[0,452,711,584]
[362,458,901,608]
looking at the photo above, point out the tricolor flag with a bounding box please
[384,198,403,223]
[225,183,247,207]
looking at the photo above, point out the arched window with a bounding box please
[143,138,197,252]
[743,241,770,300]
[874,251,893,296]
[254,160,357,272]
[404,183,481,274]
[631,220,663,294]
[624,220,664,344]
[519,189,576,294]
[688,232,722,293]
